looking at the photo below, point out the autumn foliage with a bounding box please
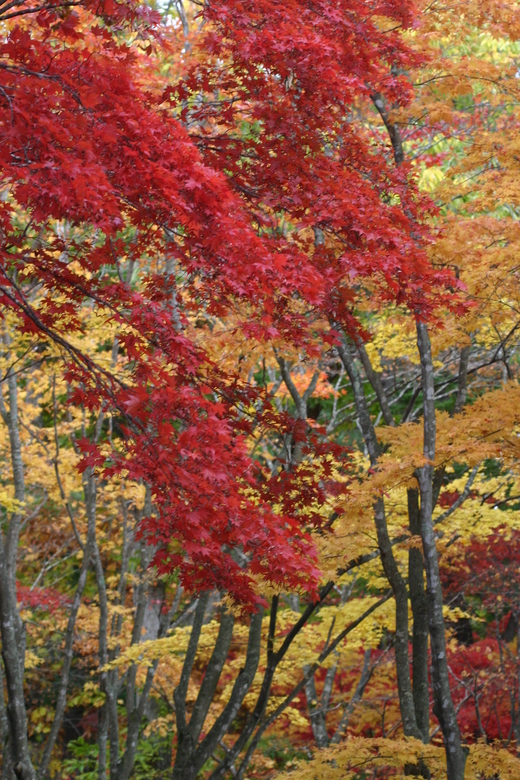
[1,1,520,779]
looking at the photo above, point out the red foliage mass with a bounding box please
[0,0,462,605]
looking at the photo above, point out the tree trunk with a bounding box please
[0,359,36,780]
[408,488,430,742]
[336,337,421,740]
[416,321,467,780]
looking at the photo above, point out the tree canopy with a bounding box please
[1,1,520,779]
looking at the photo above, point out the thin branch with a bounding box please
[434,464,480,526]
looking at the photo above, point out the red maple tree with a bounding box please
[0,0,451,605]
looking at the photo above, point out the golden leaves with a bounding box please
[377,383,520,474]
[274,736,520,779]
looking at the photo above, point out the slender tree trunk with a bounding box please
[0,357,36,780]
[188,609,235,745]
[335,337,421,740]
[407,488,430,742]
[37,525,94,778]
[0,533,35,780]
[190,609,264,780]
[82,468,120,780]
[116,551,179,780]
[304,663,336,748]
[371,87,467,778]
[97,702,108,780]
[169,604,235,779]
[172,592,211,780]
[355,340,395,427]
[453,345,470,415]
[0,657,15,780]
[416,322,467,780]
[229,594,390,780]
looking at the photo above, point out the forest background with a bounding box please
[1,1,520,779]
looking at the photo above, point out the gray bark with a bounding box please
[189,610,235,744]
[97,702,108,780]
[453,345,470,415]
[0,657,14,780]
[0,531,34,780]
[37,515,95,778]
[230,594,391,780]
[276,355,318,467]
[171,592,211,779]
[0,357,36,780]
[335,336,421,740]
[356,341,395,427]
[126,545,154,719]
[407,488,430,742]
[83,470,120,780]
[172,598,235,779]
[415,322,467,780]
[206,601,279,780]
[371,87,467,778]
[304,663,337,748]
[186,608,264,780]
[116,586,185,780]
[371,91,404,165]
